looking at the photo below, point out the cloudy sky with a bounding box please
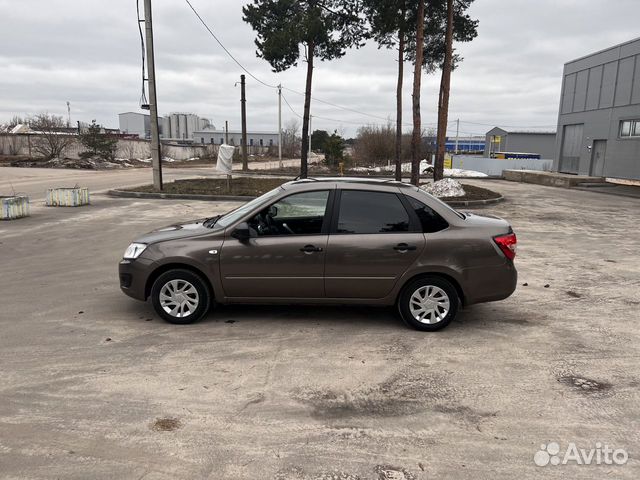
[1,0,638,137]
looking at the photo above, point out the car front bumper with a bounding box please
[119,258,154,301]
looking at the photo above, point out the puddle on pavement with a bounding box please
[558,375,612,395]
[151,417,181,431]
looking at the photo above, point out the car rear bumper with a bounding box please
[462,261,517,305]
[119,258,153,301]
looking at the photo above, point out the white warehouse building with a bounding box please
[193,130,279,147]
[118,112,212,140]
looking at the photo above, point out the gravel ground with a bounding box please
[0,180,638,479]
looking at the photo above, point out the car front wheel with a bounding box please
[150,269,211,324]
[398,276,459,331]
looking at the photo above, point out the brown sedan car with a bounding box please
[119,178,517,331]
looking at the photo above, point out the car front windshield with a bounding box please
[213,187,283,229]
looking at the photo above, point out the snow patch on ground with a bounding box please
[421,178,466,198]
[350,160,487,178]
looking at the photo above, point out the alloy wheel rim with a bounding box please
[409,285,450,324]
[159,279,199,318]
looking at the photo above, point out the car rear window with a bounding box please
[337,190,409,234]
[405,196,449,233]
[412,187,465,219]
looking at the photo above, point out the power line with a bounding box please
[459,120,556,129]
[183,1,554,134]
[184,0,277,89]
[281,93,303,119]
[184,0,412,126]
[282,86,404,124]
[282,93,434,128]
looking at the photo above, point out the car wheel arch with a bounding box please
[145,263,214,301]
[397,271,465,307]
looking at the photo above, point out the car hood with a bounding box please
[134,218,213,245]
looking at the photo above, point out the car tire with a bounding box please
[150,269,211,324]
[398,276,459,331]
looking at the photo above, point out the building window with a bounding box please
[201,138,205,145]
[259,139,264,147]
[210,138,214,144]
[620,119,640,138]
[220,138,224,144]
[269,139,274,146]
[250,139,254,146]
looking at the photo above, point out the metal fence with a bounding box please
[451,155,554,177]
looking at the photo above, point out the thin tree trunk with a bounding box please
[300,40,315,179]
[435,0,454,182]
[395,6,405,182]
[410,0,425,186]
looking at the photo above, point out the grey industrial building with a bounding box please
[484,127,557,159]
[553,37,640,180]
[193,130,279,147]
[118,112,151,139]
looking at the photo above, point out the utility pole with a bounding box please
[278,84,282,168]
[308,114,312,160]
[66,101,71,129]
[240,75,248,171]
[143,0,163,190]
[454,118,460,154]
[224,121,231,190]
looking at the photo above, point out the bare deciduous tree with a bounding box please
[354,123,431,169]
[30,113,75,159]
[281,119,302,159]
[118,140,137,160]
[354,123,396,166]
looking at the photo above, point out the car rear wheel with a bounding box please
[398,276,459,331]
[151,269,211,324]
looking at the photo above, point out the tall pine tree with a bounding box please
[364,0,477,184]
[243,0,365,178]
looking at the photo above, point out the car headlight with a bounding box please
[123,243,147,260]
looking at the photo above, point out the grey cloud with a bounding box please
[1,0,639,137]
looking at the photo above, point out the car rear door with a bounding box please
[219,189,332,299]
[324,188,425,299]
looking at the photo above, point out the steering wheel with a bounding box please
[263,210,275,231]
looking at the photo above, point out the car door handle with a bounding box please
[300,245,323,253]
[393,243,417,252]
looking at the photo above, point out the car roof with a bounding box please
[284,177,413,191]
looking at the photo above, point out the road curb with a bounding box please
[445,195,505,207]
[108,189,256,202]
[108,188,504,207]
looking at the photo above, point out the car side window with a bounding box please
[406,196,449,233]
[248,190,329,236]
[337,190,410,234]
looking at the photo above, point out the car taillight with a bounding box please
[494,232,517,260]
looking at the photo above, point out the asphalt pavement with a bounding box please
[0,177,639,479]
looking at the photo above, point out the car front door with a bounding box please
[324,189,426,299]
[220,189,332,299]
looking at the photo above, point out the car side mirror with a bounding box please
[231,222,252,241]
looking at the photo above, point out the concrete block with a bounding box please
[46,187,90,207]
[1,196,30,220]
[503,170,606,188]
